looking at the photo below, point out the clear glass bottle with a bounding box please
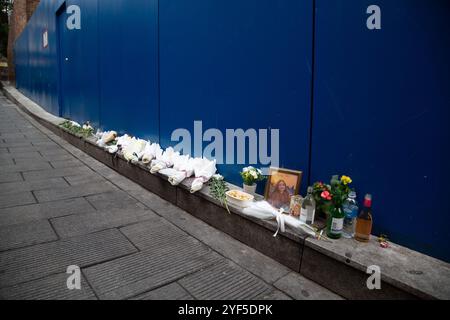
[300,187,316,225]
[355,194,373,242]
[342,191,359,238]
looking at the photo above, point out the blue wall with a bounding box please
[14,0,450,262]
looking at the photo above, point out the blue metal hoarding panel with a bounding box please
[15,0,60,116]
[159,0,314,192]
[312,0,450,261]
[56,0,100,126]
[97,0,159,141]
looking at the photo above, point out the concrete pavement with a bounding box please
[0,93,342,300]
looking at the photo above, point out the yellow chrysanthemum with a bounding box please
[341,175,352,185]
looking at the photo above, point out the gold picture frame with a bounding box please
[264,167,303,211]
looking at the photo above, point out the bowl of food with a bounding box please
[226,190,254,208]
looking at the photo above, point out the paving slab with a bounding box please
[22,166,93,181]
[31,141,59,147]
[0,172,23,183]
[51,208,157,238]
[178,260,272,300]
[274,272,343,300]
[64,173,105,186]
[119,217,195,251]
[0,141,33,148]
[99,170,147,192]
[85,190,147,211]
[0,191,36,208]
[38,148,71,157]
[0,151,42,161]
[0,177,68,195]
[0,197,95,227]
[0,161,52,173]
[0,229,137,288]
[84,240,223,300]
[50,159,84,169]
[33,181,117,203]
[0,272,97,300]
[13,153,74,163]
[0,158,14,166]
[6,145,60,154]
[132,283,194,300]
[0,220,58,251]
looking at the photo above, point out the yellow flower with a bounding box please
[341,175,352,185]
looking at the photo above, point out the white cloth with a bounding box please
[243,201,316,237]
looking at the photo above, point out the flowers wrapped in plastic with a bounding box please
[242,201,316,237]
[150,147,180,174]
[159,155,197,186]
[169,157,198,185]
[190,158,217,193]
[96,130,118,148]
[116,134,133,150]
[122,138,147,162]
[141,142,163,164]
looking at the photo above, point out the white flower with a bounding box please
[212,174,224,180]
[243,167,249,173]
[251,171,258,179]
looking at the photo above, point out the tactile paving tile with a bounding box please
[84,237,223,300]
[179,260,272,300]
[0,272,97,300]
[0,229,137,288]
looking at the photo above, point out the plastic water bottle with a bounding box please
[342,191,358,238]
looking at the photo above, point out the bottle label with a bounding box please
[300,208,308,223]
[331,218,344,234]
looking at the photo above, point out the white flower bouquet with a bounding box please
[240,166,265,186]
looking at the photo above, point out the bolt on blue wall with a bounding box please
[14,0,450,262]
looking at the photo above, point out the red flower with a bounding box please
[321,191,332,201]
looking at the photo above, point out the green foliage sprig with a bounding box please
[209,175,231,214]
[60,120,94,138]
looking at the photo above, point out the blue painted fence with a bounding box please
[13,0,450,262]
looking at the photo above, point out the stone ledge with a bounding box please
[3,83,450,300]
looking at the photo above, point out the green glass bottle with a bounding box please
[326,206,345,239]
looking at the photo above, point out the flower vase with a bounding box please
[243,183,257,195]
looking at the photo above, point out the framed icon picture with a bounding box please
[264,167,303,212]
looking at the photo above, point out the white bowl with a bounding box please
[226,190,254,208]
